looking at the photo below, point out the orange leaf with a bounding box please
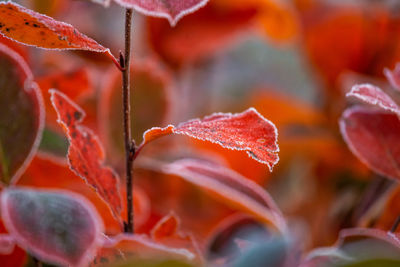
[50,89,122,222]
[0,2,116,63]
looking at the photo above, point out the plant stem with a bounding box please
[122,8,135,233]
[390,215,400,233]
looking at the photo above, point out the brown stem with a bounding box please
[121,8,135,233]
[390,215,400,233]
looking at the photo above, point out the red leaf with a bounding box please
[161,159,286,233]
[0,2,115,61]
[114,0,209,26]
[0,43,44,185]
[1,188,104,267]
[140,108,279,170]
[50,89,122,221]
[385,63,400,92]
[347,84,400,115]
[340,106,400,180]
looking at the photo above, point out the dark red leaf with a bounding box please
[0,43,44,185]
[140,108,279,170]
[114,0,209,26]
[1,188,104,267]
[346,84,400,115]
[50,89,122,221]
[340,106,400,181]
[162,159,286,233]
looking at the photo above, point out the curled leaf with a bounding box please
[114,0,210,26]
[141,108,279,170]
[1,188,104,267]
[151,212,202,262]
[339,106,400,181]
[162,159,286,233]
[50,89,122,221]
[0,43,44,185]
[346,84,400,116]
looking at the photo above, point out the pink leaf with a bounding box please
[385,63,400,92]
[1,188,104,267]
[0,43,44,185]
[113,0,210,26]
[140,108,279,171]
[340,106,400,181]
[346,84,400,116]
[162,159,286,233]
[50,89,122,221]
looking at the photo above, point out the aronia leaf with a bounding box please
[162,159,286,233]
[140,108,279,170]
[1,188,104,267]
[339,106,400,181]
[346,84,400,116]
[50,89,122,221]
[151,212,202,262]
[0,43,44,185]
[0,2,116,62]
[113,0,210,26]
